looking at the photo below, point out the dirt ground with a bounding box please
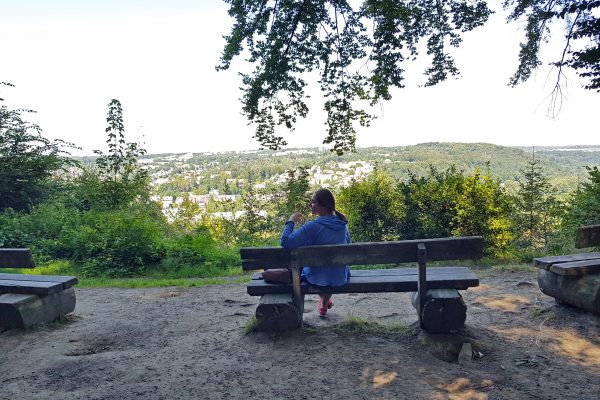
[1,268,599,400]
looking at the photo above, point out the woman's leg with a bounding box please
[318,293,333,316]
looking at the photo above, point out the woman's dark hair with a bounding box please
[313,188,347,222]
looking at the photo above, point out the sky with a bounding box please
[1,0,598,156]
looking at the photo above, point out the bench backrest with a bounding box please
[576,225,600,249]
[0,248,36,269]
[241,236,483,271]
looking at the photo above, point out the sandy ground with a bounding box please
[1,269,599,400]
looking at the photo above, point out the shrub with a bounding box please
[157,226,241,277]
[66,209,165,277]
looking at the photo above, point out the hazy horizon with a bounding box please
[64,142,600,159]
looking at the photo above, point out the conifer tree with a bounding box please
[515,148,561,250]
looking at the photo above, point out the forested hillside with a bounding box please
[128,143,600,197]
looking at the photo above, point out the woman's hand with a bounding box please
[288,212,303,223]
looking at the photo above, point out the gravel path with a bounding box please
[1,270,599,399]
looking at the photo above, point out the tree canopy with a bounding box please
[0,83,75,211]
[219,0,599,154]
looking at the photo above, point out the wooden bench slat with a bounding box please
[241,236,483,271]
[0,273,78,289]
[0,279,63,296]
[533,252,600,269]
[576,224,600,248]
[0,249,36,269]
[247,270,479,296]
[548,259,600,276]
[251,266,475,280]
[243,258,292,270]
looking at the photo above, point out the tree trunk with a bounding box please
[537,269,600,315]
[412,289,467,333]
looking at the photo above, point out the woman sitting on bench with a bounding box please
[280,188,351,316]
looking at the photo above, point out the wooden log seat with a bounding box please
[533,225,600,315]
[0,249,78,330]
[241,237,482,333]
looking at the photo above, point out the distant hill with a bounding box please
[80,143,600,195]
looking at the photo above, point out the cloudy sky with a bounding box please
[1,0,598,155]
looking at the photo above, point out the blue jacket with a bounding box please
[280,215,351,287]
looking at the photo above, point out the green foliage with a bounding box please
[76,276,250,289]
[0,83,76,211]
[78,99,149,210]
[218,1,491,153]
[453,167,515,255]
[241,187,269,238]
[565,166,600,227]
[171,194,203,233]
[65,207,165,277]
[340,165,514,256]
[159,227,240,277]
[514,152,563,251]
[283,166,311,217]
[400,166,464,240]
[338,168,404,241]
[506,0,600,92]
[0,202,81,260]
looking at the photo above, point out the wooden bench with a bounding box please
[0,248,78,330]
[241,236,482,333]
[534,224,600,315]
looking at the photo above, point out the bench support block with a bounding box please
[537,269,600,315]
[412,289,467,333]
[0,288,76,329]
[256,293,302,331]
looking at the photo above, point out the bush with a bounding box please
[0,203,82,261]
[157,226,241,278]
[66,209,165,277]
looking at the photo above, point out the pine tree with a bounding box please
[515,148,560,250]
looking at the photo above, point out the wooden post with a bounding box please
[255,294,301,331]
[411,289,467,333]
[290,250,303,328]
[537,269,600,315]
[417,243,427,329]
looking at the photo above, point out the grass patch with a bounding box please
[330,315,415,338]
[77,275,251,289]
[529,306,555,319]
[241,316,258,335]
[1,259,251,289]
[0,259,73,275]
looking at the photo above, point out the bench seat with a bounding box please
[0,248,79,330]
[533,225,600,315]
[534,252,600,276]
[249,267,479,296]
[0,273,78,296]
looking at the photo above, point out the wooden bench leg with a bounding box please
[538,269,600,315]
[255,293,303,331]
[0,288,76,329]
[411,289,467,333]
